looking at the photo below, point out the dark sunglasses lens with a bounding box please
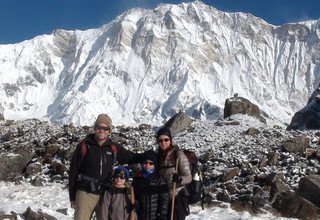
[96,126,109,131]
[114,175,125,180]
[158,138,169,143]
[144,161,154,165]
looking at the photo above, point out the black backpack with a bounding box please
[173,148,205,208]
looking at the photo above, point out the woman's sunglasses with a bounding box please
[158,138,170,143]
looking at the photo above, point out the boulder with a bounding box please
[224,96,266,123]
[26,163,42,177]
[282,136,309,153]
[46,143,60,156]
[245,127,260,135]
[0,152,32,181]
[221,167,239,182]
[23,207,57,220]
[272,191,319,220]
[287,85,320,130]
[163,111,193,136]
[298,174,320,207]
[0,212,17,220]
[231,194,267,214]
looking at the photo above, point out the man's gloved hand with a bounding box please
[172,173,182,183]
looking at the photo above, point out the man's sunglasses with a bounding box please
[158,138,170,143]
[95,126,110,131]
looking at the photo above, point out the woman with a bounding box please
[156,127,192,220]
[132,150,169,220]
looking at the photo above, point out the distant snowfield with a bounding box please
[0,181,297,220]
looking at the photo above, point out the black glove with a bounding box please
[172,173,182,183]
[129,203,136,212]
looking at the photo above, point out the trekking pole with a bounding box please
[130,186,136,220]
[170,158,179,220]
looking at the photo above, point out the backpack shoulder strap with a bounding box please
[171,146,185,170]
[110,143,118,165]
[80,139,89,160]
[81,140,118,165]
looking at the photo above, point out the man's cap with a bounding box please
[94,114,112,129]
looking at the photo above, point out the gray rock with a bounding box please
[287,85,320,130]
[272,191,319,220]
[26,163,42,177]
[246,127,260,135]
[23,207,57,220]
[282,136,309,153]
[221,167,239,182]
[163,111,193,136]
[46,143,60,156]
[298,174,320,207]
[0,152,32,181]
[30,176,45,187]
[224,96,266,123]
[216,190,231,203]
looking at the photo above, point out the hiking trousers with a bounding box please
[74,190,102,220]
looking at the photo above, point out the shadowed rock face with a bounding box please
[224,96,266,123]
[287,86,320,131]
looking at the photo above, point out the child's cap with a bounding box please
[113,166,129,180]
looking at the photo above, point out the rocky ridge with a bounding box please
[1,112,320,219]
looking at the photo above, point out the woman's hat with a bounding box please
[156,127,172,141]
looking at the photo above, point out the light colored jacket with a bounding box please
[159,147,192,198]
[101,187,131,220]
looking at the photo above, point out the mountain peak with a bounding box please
[0,1,319,126]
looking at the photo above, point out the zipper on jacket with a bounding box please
[100,150,103,177]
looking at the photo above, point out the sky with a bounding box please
[0,0,319,44]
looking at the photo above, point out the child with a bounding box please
[133,150,169,220]
[101,166,133,220]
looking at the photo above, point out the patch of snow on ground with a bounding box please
[0,181,297,219]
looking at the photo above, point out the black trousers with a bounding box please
[168,190,189,220]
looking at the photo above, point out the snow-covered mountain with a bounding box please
[0,1,319,126]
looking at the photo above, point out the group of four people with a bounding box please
[69,113,192,220]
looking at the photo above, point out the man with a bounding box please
[69,113,135,220]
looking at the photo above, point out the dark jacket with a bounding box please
[68,134,135,201]
[133,171,169,220]
[101,186,131,220]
